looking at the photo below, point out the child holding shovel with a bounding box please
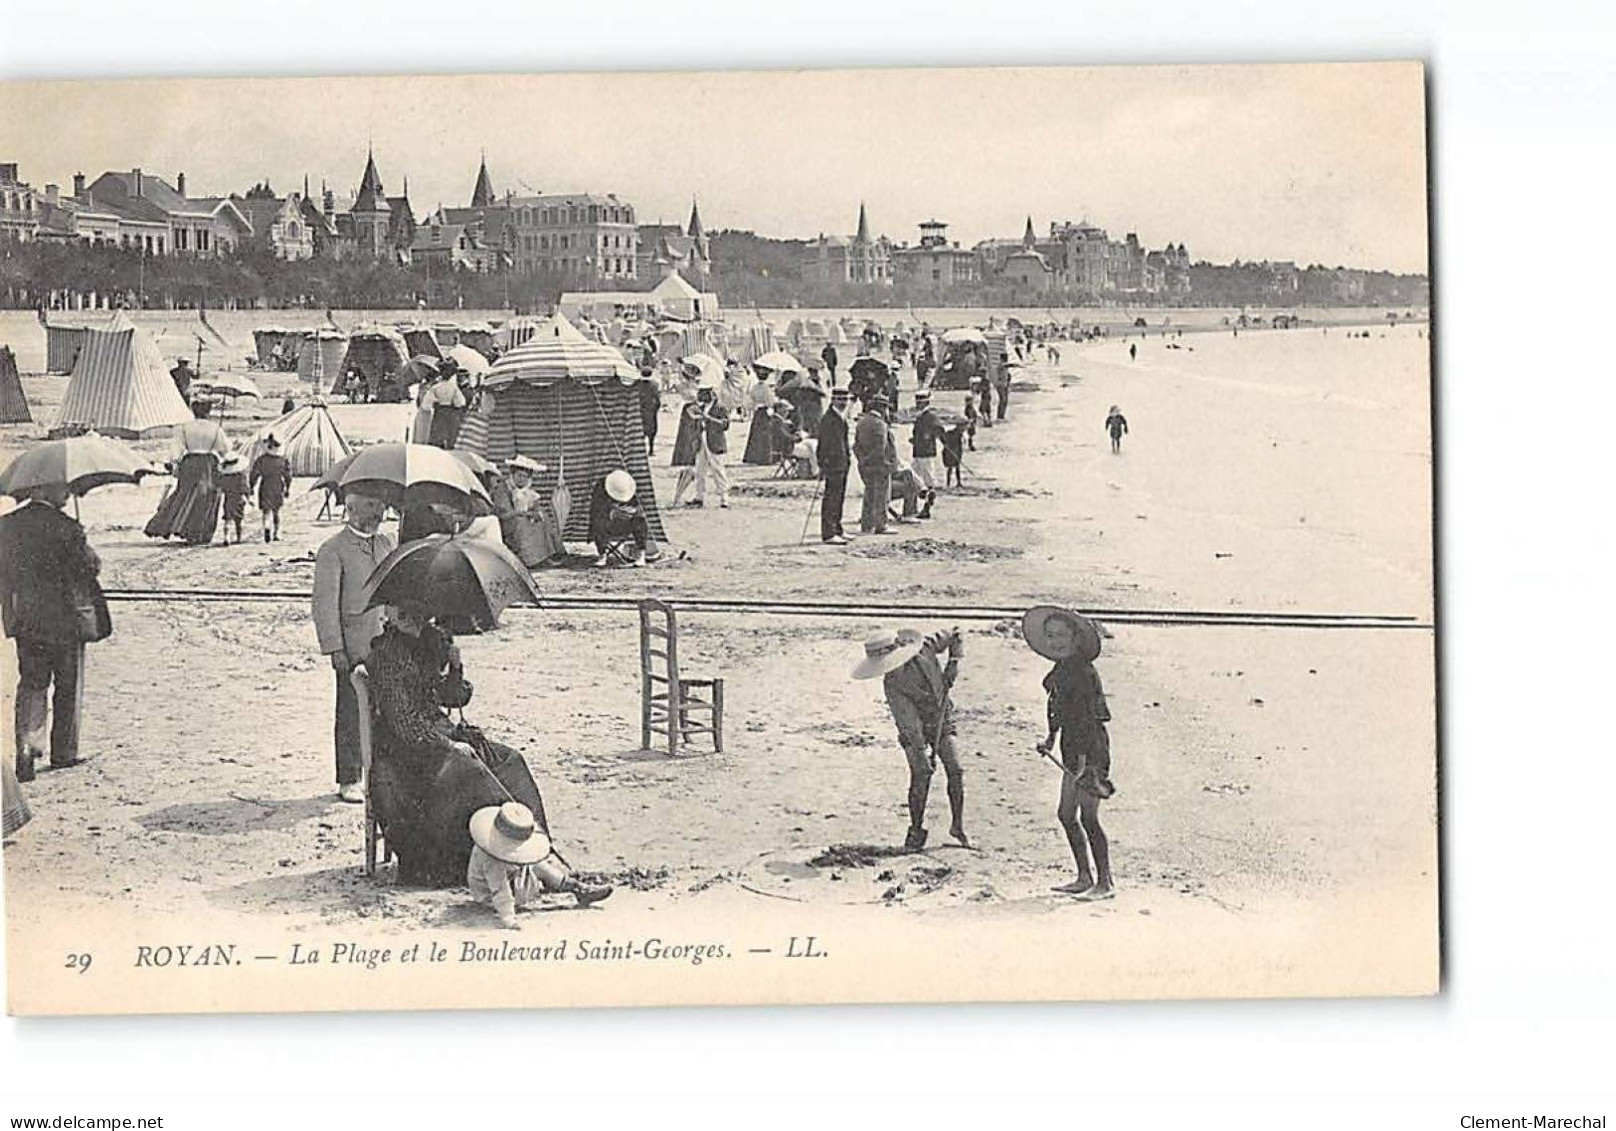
[1022,606,1115,900]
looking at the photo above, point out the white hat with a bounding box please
[850,629,925,680]
[506,455,546,474]
[469,802,552,865]
[604,469,637,503]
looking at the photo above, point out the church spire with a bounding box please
[471,151,495,207]
[355,146,387,212]
[686,197,704,240]
[855,202,870,244]
[1023,215,1036,249]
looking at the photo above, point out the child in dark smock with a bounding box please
[1023,606,1116,900]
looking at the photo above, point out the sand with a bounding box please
[0,318,1437,1004]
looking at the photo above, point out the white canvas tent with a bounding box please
[54,312,193,438]
[649,270,720,321]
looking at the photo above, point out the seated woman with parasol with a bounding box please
[358,533,604,897]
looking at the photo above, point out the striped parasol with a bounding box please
[485,314,637,389]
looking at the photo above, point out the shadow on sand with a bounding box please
[138,793,338,836]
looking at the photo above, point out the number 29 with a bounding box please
[65,953,92,974]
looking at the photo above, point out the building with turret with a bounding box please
[324,149,415,263]
[891,219,979,288]
[636,198,711,285]
[444,155,638,284]
[802,203,892,286]
[1000,217,1055,291]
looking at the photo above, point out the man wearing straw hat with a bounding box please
[909,389,943,493]
[853,393,894,535]
[851,626,969,851]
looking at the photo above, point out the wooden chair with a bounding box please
[349,665,391,876]
[638,598,724,755]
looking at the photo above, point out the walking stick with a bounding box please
[798,474,825,544]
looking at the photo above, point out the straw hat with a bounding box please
[1021,605,1102,662]
[506,455,546,474]
[914,389,932,402]
[850,629,924,680]
[220,452,245,473]
[830,387,851,401]
[468,802,553,865]
[604,469,637,503]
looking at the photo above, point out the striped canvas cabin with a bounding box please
[0,346,31,423]
[45,324,88,374]
[455,381,665,543]
[54,312,193,438]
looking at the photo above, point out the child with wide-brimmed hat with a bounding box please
[467,802,612,928]
[1022,606,1116,899]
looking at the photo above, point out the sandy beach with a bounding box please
[0,315,1438,1009]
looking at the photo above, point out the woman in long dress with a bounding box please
[144,408,229,545]
[365,604,551,887]
[742,369,777,465]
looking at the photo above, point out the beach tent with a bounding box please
[649,270,718,322]
[732,323,778,368]
[495,316,543,352]
[244,401,351,478]
[53,312,193,438]
[456,314,665,543]
[333,328,410,398]
[457,323,496,359]
[399,325,443,360]
[45,323,88,374]
[0,346,31,423]
[252,326,301,369]
[297,328,348,385]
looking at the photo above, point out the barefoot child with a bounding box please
[1105,405,1129,454]
[1022,606,1116,900]
[467,802,613,928]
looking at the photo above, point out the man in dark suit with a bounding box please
[0,485,107,781]
[816,387,852,545]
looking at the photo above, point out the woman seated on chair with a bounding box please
[366,600,557,887]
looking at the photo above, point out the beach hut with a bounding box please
[243,401,351,478]
[399,325,443,360]
[333,328,410,399]
[494,316,543,352]
[45,323,88,375]
[0,346,32,423]
[53,311,193,438]
[252,326,301,370]
[457,322,496,359]
[456,314,664,543]
[297,328,348,386]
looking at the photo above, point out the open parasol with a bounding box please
[191,373,263,399]
[314,441,491,512]
[360,532,541,632]
[0,433,163,499]
[753,350,804,374]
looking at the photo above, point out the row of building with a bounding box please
[3,156,1411,303]
[802,206,1194,296]
[0,155,713,287]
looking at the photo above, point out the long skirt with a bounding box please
[2,756,31,838]
[429,405,465,449]
[501,511,563,567]
[742,408,775,464]
[144,452,221,545]
[371,739,548,888]
[669,409,700,468]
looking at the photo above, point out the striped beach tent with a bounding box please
[45,323,88,374]
[457,314,663,542]
[0,346,31,423]
[243,401,351,478]
[54,312,193,438]
[297,329,347,385]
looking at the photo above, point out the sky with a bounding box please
[0,63,1428,273]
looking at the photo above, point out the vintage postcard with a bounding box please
[0,62,1435,1016]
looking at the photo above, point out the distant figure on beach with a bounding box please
[170,357,194,404]
[1129,342,1137,361]
[1023,606,1115,900]
[1105,405,1129,454]
[851,626,969,851]
[817,387,852,545]
[821,342,839,384]
[940,421,967,489]
[853,393,894,535]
